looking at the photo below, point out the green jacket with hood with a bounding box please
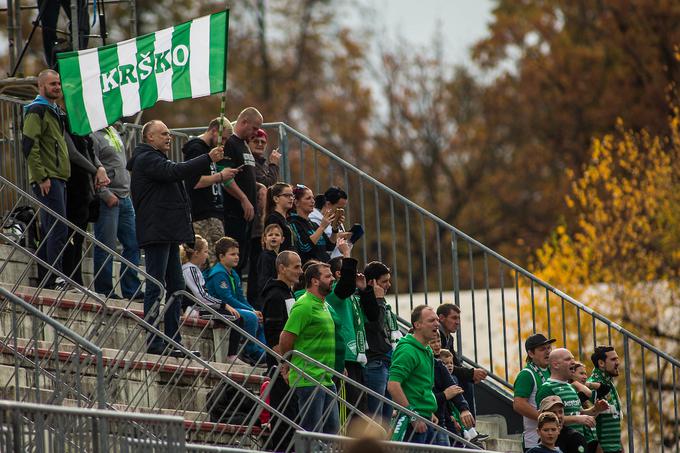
[22,95,70,184]
[388,334,438,417]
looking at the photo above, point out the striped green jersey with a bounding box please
[587,370,622,452]
[536,378,586,436]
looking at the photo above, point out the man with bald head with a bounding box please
[127,120,224,357]
[22,69,70,289]
[536,348,607,444]
[221,107,263,275]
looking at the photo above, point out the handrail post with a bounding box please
[279,123,290,182]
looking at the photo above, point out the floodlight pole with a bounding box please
[70,0,79,51]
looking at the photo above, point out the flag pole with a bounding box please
[217,6,231,149]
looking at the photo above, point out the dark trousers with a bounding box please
[62,192,90,286]
[344,361,366,412]
[462,379,476,416]
[143,243,184,351]
[32,178,67,288]
[263,370,298,452]
[246,237,263,309]
[223,213,252,276]
[39,0,89,68]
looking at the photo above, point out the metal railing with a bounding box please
[293,431,500,453]
[0,286,106,408]
[0,399,186,452]
[0,90,678,450]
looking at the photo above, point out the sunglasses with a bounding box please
[250,139,266,145]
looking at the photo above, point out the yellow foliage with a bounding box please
[528,109,680,449]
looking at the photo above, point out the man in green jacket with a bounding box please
[22,69,70,289]
[388,304,440,444]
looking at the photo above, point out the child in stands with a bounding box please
[255,223,284,301]
[528,412,563,452]
[180,235,244,363]
[205,237,267,366]
[181,235,239,319]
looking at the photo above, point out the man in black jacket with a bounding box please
[437,303,488,416]
[260,250,302,451]
[360,261,397,423]
[128,120,222,357]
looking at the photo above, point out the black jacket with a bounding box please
[182,137,223,221]
[256,249,277,303]
[439,328,474,383]
[127,143,211,247]
[261,279,296,369]
[433,358,470,431]
[360,293,393,363]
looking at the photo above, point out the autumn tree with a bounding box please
[529,107,680,449]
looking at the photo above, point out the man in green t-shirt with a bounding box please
[388,305,440,444]
[587,346,623,453]
[513,333,556,451]
[279,262,339,434]
[536,349,607,439]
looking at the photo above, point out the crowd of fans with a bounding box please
[22,69,623,451]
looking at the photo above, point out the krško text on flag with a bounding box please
[58,10,229,136]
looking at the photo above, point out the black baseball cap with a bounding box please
[525,333,557,352]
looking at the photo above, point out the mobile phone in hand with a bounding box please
[349,223,364,244]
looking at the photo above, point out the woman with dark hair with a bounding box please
[310,186,349,259]
[288,185,338,264]
[263,182,295,252]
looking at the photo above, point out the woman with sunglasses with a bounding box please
[264,182,296,252]
[289,185,339,264]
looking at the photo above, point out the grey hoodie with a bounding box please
[91,127,131,199]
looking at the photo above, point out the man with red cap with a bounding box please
[248,128,281,187]
[246,128,282,304]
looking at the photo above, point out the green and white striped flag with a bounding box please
[58,10,228,136]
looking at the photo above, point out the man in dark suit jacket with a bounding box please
[437,303,488,415]
[128,120,223,357]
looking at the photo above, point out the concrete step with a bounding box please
[484,436,523,452]
[0,388,268,447]
[2,284,234,361]
[475,414,522,452]
[0,338,269,413]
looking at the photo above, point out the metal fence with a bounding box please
[0,399,186,452]
[293,431,499,453]
[0,287,106,408]
[0,90,678,450]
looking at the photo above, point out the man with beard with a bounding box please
[279,262,338,434]
[388,305,440,444]
[514,333,557,451]
[587,346,623,453]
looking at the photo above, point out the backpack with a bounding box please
[206,381,261,426]
[2,206,39,250]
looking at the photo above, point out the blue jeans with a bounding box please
[93,196,142,298]
[406,424,436,444]
[235,308,266,360]
[364,359,392,422]
[294,384,339,434]
[433,430,450,446]
[32,178,67,287]
[143,243,184,351]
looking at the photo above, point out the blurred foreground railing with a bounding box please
[0,399,186,452]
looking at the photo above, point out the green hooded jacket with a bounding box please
[388,334,438,416]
